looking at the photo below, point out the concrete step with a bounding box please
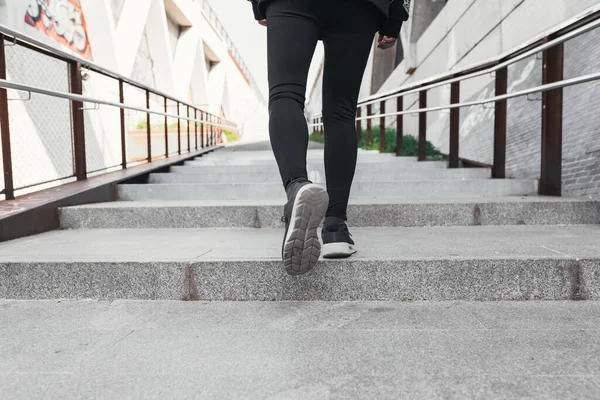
[194,150,412,162]
[198,149,385,159]
[171,161,450,174]
[59,198,600,229]
[3,300,600,399]
[186,155,431,167]
[117,180,538,201]
[1,225,599,300]
[150,168,492,183]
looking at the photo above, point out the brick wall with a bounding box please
[562,30,600,198]
[431,29,600,199]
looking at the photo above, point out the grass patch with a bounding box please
[224,130,240,143]
[309,132,325,144]
[136,120,181,130]
[310,126,445,160]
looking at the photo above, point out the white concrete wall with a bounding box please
[379,0,600,145]
[0,0,262,194]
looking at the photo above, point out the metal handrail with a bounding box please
[309,7,600,198]
[0,24,220,117]
[0,79,234,129]
[355,7,600,107]
[0,29,236,201]
[310,7,600,118]
[348,72,600,121]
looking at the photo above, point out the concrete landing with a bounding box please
[1,226,599,300]
[1,300,599,399]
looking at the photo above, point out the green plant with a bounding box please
[224,130,240,143]
[135,120,187,130]
[309,132,325,144]
[309,127,445,160]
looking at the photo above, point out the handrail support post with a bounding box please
[449,82,460,168]
[396,96,403,156]
[0,34,15,199]
[493,67,508,178]
[379,100,386,153]
[540,42,564,196]
[70,61,87,180]
[418,90,427,161]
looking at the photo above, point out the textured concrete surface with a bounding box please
[118,180,538,201]
[188,152,420,166]
[1,226,599,300]
[171,160,449,174]
[59,197,600,229]
[150,167,492,183]
[1,300,600,399]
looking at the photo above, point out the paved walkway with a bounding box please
[2,300,600,399]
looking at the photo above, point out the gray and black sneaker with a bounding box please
[281,178,328,275]
[321,216,357,258]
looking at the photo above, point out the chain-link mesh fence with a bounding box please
[0,29,238,199]
[123,83,148,165]
[149,91,166,160]
[82,69,122,173]
[5,43,73,190]
[165,100,181,156]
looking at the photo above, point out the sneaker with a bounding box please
[281,179,328,276]
[321,216,357,258]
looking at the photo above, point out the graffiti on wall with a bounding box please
[24,0,92,59]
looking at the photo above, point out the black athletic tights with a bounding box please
[266,0,379,221]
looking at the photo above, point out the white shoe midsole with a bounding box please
[322,242,356,258]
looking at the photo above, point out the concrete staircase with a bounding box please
[1,147,600,300]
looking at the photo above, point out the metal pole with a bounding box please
[177,102,181,155]
[69,62,87,179]
[0,35,14,199]
[118,80,127,168]
[194,108,198,150]
[214,115,217,145]
[396,96,403,156]
[145,90,151,162]
[219,116,223,144]
[208,114,213,147]
[540,42,564,196]
[164,97,168,157]
[200,111,205,149]
[418,90,427,161]
[379,100,386,152]
[217,116,221,144]
[366,104,372,147]
[449,82,460,168]
[186,106,191,152]
[356,108,362,141]
[493,67,508,179]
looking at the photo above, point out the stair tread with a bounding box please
[2,225,599,263]
[61,196,598,208]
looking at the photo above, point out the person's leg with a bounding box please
[266,0,329,275]
[265,0,320,188]
[321,1,380,221]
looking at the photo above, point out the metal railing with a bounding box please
[311,7,600,197]
[0,25,238,201]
